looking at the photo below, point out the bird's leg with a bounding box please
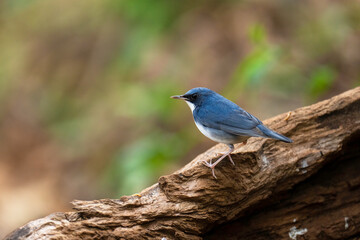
[226,144,235,166]
[214,144,236,165]
[226,140,247,166]
[203,144,235,178]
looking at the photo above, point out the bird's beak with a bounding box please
[170,95,186,100]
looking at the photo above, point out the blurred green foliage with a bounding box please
[307,66,336,101]
[105,131,188,195]
[229,23,278,96]
[0,0,359,198]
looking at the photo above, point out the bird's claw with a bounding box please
[228,154,235,166]
[202,160,217,178]
[202,160,212,168]
[211,169,217,179]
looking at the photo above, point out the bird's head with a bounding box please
[171,87,215,111]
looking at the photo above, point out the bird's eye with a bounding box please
[191,94,198,100]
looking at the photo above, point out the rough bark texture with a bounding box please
[6,87,360,240]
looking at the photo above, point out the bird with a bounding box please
[171,87,292,178]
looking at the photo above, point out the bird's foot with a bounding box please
[203,144,235,179]
[202,160,217,179]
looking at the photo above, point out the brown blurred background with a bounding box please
[0,0,359,237]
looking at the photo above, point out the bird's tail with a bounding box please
[257,124,293,143]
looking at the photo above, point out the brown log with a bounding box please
[6,87,360,240]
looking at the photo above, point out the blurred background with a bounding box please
[0,0,359,237]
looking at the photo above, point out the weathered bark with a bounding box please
[205,134,360,240]
[6,87,360,240]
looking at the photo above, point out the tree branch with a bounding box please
[6,87,360,240]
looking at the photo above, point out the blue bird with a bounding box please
[171,87,292,178]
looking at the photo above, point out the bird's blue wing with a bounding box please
[194,99,265,137]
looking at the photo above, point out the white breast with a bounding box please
[185,100,220,142]
[185,101,195,112]
[194,119,247,144]
[195,121,213,139]
[194,121,234,143]
[186,100,217,141]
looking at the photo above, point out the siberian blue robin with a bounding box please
[171,87,292,178]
